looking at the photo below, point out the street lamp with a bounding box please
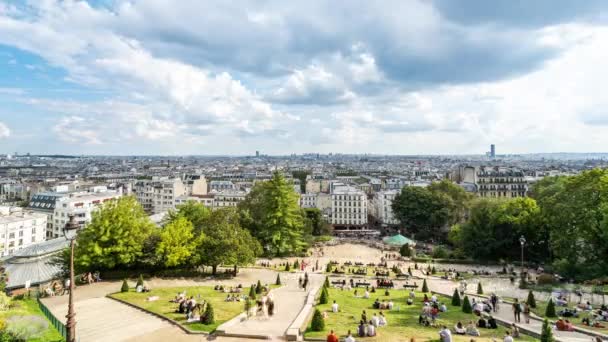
[519,235,526,273]
[63,215,78,342]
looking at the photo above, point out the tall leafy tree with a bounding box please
[539,169,608,280]
[156,217,202,268]
[168,200,211,233]
[239,172,309,256]
[428,179,473,224]
[303,208,332,236]
[75,196,155,270]
[391,186,451,241]
[199,208,261,274]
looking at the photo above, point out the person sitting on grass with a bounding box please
[477,317,487,328]
[510,323,520,338]
[487,316,498,329]
[431,305,440,320]
[372,313,380,327]
[407,297,414,305]
[423,294,430,303]
[466,321,481,336]
[358,320,366,337]
[344,330,356,342]
[388,299,394,310]
[353,289,358,297]
[367,320,376,337]
[409,290,416,299]
[564,319,574,331]
[332,300,339,313]
[364,290,370,299]
[440,302,448,312]
[326,330,339,342]
[419,314,431,326]
[378,311,387,327]
[454,321,466,335]
[439,325,453,342]
[503,331,514,342]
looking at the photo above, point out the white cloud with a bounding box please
[0,122,9,138]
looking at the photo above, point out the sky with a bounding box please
[1,1,608,156]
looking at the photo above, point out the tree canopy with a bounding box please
[75,196,155,270]
[156,216,202,268]
[303,208,332,236]
[239,172,310,256]
[168,200,211,233]
[392,186,452,241]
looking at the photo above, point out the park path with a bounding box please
[425,276,595,342]
[222,271,324,339]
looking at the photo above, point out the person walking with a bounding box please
[491,294,498,312]
[523,302,531,324]
[512,299,522,323]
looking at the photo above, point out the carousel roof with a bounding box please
[382,234,415,246]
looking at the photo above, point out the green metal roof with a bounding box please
[383,234,415,246]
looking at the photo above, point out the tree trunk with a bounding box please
[234,264,238,275]
[212,265,217,275]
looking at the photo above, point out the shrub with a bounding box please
[319,287,329,304]
[311,309,324,331]
[202,303,214,324]
[294,260,300,270]
[527,290,536,309]
[545,298,556,318]
[121,279,129,292]
[275,274,281,286]
[244,299,253,317]
[537,274,555,285]
[6,316,48,341]
[414,263,418,270]
[408,266,412,275]
[325,263,332,273]
[385,289,390,296]
[249,285,256,300]
[371,286,376,293]
[0,293,11,311]
[540,318,555,342]
[477,283,483,295]
[462,295,472,313]
[432,245,449,259]
[421,279,429,293]
[452,288,461,306]
[136,274,144,288]
[256,280,263,294]
[285,262,291,272]
[400,243,411,257]
[324,276,330,289]
[431,266,436,275]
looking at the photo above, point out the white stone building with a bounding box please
[175,194,215,208]
[0,207,47,257]
[134,178,187,214]
[331,184,367,227]
[213,190,247,208]
[51,190,122,238]
[372,190,399,225]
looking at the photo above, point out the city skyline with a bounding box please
[2,1,608,155]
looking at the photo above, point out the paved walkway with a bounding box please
[223,271,323,339]
[426,276,595,342]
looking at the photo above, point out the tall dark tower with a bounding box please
[490,144,496,159]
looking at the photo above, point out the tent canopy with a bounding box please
[383,234,415,246]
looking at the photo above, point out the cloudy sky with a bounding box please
[1,1,608,155]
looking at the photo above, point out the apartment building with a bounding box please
[134,178,187,214]
[208,180,235,192]
[183,175,207,196]
[372,190,399,225]
[330,184,367,227]
[175,194,215,208]
[0,207,47,257]
[51,190,122,238]
[477,167,528,198]
[212,190,247,208]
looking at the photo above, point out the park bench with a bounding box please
[403,284,418,289]
[356,282,371,287]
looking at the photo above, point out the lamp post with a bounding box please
[519,235,526,274]
[63,215,78,342]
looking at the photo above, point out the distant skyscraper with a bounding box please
[256,150,260,157]
[490,144,496,159]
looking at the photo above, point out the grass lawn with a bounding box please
[304,289,539,342]
[0,297,64,342]
[111,285,262,333]
[525,299,608,334]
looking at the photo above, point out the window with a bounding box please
[19,231,23,237]
[8,233,14,239]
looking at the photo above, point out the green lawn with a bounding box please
[304,289,538,342]
[111,285,259,333]
[0,297,64,342]
[526,298,608,334]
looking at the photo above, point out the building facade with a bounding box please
[477,167,528,198]
[134,178,187,214]
[372,190,399,225]
[0,207,47,257]
[330,185,367,227]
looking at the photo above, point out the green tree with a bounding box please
[325,263,332,273]
[294,260,300,270]
[477,283,483,295]
[202,303,214,324]
[275,274,281,285]
[198,208,261,275]
[545,298,556,317]
[421,279,429,293]
[249,285,256,300]
[75,196,155,270]
[168,200,211,233]
[285,262,291,271]
[527,291,536,308]
[451,288,461,306]
[239,172,310,256]
[256,280,263,294]
[292,170,309,193]
[324,276,330,288]
[319,286,329,304]
[121,279,129,292]
[311,309,325,331]
[462,295,472,313]
[400,243,412,257]
[540,318,555,342]
[303,208,332,236]
[392,186,451,241]
[428,179,473,225]
[156,217,201,268]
